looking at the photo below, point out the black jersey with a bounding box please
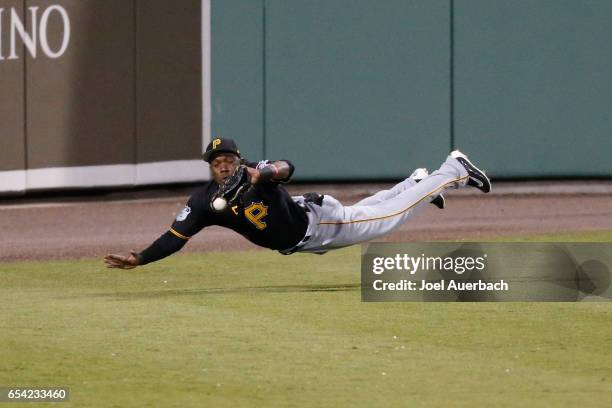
[169,160,308,251]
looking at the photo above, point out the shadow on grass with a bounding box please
[81,283,361,300]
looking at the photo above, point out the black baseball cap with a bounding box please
[202,138,241,163]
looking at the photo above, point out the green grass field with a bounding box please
[1,231,612,407]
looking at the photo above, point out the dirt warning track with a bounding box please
[1,181,611,262]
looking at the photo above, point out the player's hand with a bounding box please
[104,250,140,269]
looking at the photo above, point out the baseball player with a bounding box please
[104,138,490,269]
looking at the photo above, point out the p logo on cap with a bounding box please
[202,137,242,162]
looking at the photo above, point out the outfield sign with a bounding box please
[0,5,71,61]
[362,243,612,302]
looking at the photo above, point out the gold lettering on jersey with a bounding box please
[231,205,239,215]
[212,138,221,149]
[244,202,268,230]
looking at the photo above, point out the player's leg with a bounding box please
[352,171,420,206]
[354,169,444,209]
[298,152,488,252]
[325,167,462,248]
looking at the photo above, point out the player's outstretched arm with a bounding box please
[248,160,293,184]
[103,230,189,269]
[104,250,140,269]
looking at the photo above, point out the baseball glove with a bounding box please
[211,165,252,210]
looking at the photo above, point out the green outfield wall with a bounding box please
[2,1,611,194]
[212,0,612,180]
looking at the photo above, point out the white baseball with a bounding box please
[212,197,227,211]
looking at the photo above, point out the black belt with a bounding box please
[303,192,324,206]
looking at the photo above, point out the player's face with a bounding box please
[210,153,240,185]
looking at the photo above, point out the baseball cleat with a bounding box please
[410,168,445,209]
[410,168,429,181]
[450,150,491,193]
[430,194,445,210]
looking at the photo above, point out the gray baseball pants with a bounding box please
[291,155,469,253]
